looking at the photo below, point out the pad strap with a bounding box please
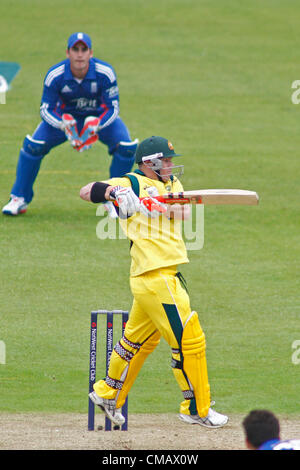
[114,341,135,362]
[105,376,124,390]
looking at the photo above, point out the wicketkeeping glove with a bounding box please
[110,186,141,218]
[77,116,101,152]
[61,114,82,149]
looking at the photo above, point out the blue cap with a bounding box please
[67,32,92,49]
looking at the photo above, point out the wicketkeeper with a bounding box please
[2,32,138,216]
[80,136,228,428]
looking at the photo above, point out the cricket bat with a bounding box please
[152,189,259,206]
[112,189,259,216]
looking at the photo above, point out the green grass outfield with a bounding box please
[0,0,299,417]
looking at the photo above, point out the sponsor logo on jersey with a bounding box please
[108,86,119,98]
[61,85,72,93]
[72,97,97,109]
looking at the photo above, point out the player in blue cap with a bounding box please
[2,32,138,215]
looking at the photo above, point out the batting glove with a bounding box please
[61,114,82,149]
[140,197,167,218]
[110,186,141,218]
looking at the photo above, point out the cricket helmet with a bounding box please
[134,136,183,179]
[135,136,181,163]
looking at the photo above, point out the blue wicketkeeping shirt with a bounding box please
[40,57,119,129]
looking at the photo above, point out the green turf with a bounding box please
[0,0,299,416]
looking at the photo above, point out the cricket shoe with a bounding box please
[179,407,228,428]
[89,391,125,426]
[2,195,28,215]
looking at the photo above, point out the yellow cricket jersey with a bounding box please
[104,170,189,277]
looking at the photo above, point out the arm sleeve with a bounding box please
[102,177,132,187]
[40,76,63,129]
[98,74,119,130]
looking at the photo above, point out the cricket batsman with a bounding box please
[2,32,138,216]
[80,136,228,428]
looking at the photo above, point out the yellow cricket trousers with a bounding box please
[94,265,211,416]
